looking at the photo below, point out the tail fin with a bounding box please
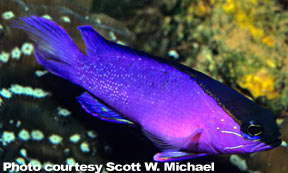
[11,16,84,83]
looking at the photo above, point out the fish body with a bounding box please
[12,16,281,162]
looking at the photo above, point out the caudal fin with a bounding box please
[11,16,84,83]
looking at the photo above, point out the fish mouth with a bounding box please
[258,138,282,151]
[266,138,282,148]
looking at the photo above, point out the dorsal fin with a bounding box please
[77,25,111,57]
[77,92,134,125]
[77,25,147,59]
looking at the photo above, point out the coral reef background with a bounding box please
[0,0,287,172]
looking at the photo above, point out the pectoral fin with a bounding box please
[142,128,203,151]
[77,92,134,125]
[153,151,207,162]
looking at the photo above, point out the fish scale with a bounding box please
[12,16,281,162]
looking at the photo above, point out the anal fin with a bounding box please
[77,92,134,125]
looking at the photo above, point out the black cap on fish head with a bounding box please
[240,104,281,147]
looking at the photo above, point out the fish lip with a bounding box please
[250,138,282,152]
[258,138,282,150]
[267,138,282,148]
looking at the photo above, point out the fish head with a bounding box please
[238,107,281,152]
[214,105,282,154]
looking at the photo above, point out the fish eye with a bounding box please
[247,122,263,136]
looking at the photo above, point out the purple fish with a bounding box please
[12,16,281,162]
